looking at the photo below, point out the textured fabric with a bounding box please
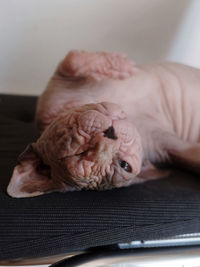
[0,94,200,260]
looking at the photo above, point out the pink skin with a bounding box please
[39,103,141,189]
[7,50,200,197]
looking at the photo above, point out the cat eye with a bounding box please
[118,159,132,172]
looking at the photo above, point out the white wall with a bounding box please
[0,0,197,95]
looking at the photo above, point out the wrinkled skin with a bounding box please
[7,51,200,197]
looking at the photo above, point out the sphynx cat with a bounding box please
[7,50,200,197]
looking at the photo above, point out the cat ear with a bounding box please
[7,144,56,198]
[168,144,200,175]
[138,161,171,181]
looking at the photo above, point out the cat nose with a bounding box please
[103,126,117,140]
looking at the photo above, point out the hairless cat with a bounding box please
[7,50,200,197]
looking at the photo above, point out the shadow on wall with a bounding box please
[0,0,191,95]
[124,0,191,63]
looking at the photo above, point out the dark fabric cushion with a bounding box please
[0,94,200,261]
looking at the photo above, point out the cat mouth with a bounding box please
[57,149,88,161]
[57,125,118,161]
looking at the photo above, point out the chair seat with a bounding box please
[1,94,200,261]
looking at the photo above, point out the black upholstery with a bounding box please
[1,94,200,261]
